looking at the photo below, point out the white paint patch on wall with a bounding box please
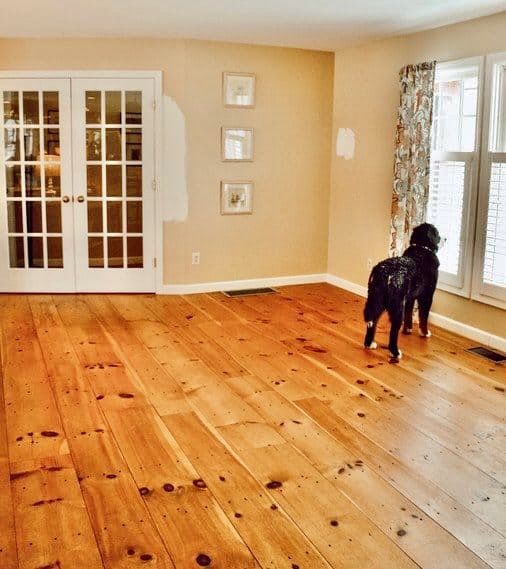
[162,95,188,221]
[335,128,355,160]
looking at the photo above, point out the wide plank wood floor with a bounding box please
[0,284,504,569]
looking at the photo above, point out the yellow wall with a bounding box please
[0,38,334,285]
[329,12,506,338]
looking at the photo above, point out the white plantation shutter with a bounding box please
[474,151,506,305]
[427,157,468,279]
[484,159,506,287]
[472,54,506,307]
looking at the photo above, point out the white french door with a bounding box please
[0,76,156,292]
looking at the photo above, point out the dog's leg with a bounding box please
[364,320,378,349]
[388,307,404,359]
[402,297,415,335]
[363,293,383,350]
[418,293,434,337]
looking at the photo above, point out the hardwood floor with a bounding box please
[0,284,504,569]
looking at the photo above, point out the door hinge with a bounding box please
[152,100,156,111]
[152,179,156,191]
[153,257,157,268]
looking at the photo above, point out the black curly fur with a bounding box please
[364,223,441,359]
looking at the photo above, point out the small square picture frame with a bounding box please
[221,181,253,215]
[221,127,254,161]
[223,72,256,108]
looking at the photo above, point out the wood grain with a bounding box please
[1,284,504,569]
[222,381,490,569]
[10,455,104,569]
[0,361,18,569]
[106,406,261,567]
[29,295,174,568]
[163,411,333,569]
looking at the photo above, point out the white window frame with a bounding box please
[430,54,506,310]
[429,56,484,298]
[473,52,506,308]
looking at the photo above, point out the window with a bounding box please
[428,53,506,308]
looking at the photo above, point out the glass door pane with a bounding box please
[0,78,74,292]
[72,78,155,292]
[84,89,144,270]
[3,89,63,268]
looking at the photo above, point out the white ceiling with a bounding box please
[2,0,506,52]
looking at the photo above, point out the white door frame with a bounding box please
[0,70,163,293]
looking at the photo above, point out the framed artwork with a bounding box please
[223,72,255,108]
[221,127,254,161]
[221,181,253,215]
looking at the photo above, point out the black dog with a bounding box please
[363,223,441,360]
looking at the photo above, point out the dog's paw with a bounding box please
[419,330,431,338]
[365,342,377,350]
[403,327,412,335]
[389,350,402,361]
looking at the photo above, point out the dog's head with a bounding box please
[410,223,441,252]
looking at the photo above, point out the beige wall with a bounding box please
[166,41,333,284]
[0,38,334,285]
[329,12,506,338]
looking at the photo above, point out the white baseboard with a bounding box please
[326,274,506,353]
[326,274,367,298]
[158,273,326,295]
[428,313,506,353]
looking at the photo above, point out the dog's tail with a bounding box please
[364,265,386,323]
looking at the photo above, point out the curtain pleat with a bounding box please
[390,61,436,256]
